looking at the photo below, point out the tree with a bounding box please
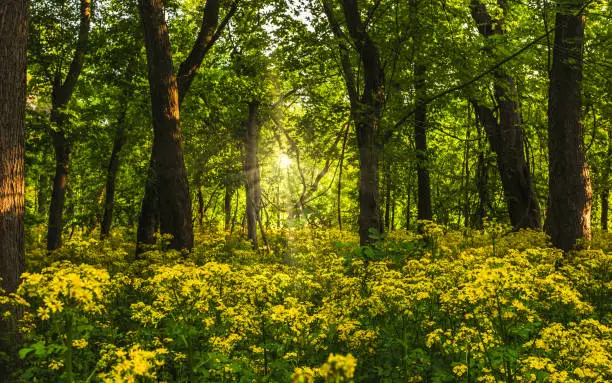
[545,0,591,250]
[469,0,541,230]
[136,0,194,253]
[322,0,385,245]
[0,0,27,296]
[244,101,262,246]
[46,0,92,250]
[136,0,239,255]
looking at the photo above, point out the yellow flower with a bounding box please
[72,338,88,349]
[453,364,468,377]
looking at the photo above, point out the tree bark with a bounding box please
[136,157,160,255]
[136,0,237,250]
[474,120,490,227]
[47,131,70,250]
[197,186,205,227]
[340,0,385,245]
[545,2,591,250]
[602,191,609,231]
[137,0,194,254]
[414,62,433,221]
[244,102,261,247]
[601,127,612,231]
[224,180,233,231]
[46,0,91,251]
[0,0,27,296]
[37,174,48,215]
[100,119,127,239]
[470,0,541,230]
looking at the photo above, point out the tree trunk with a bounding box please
[136,158,160,255]
[601,127,612,231]
[224,181,232,231]
[602,191,609,231]
[137,0,193,253]
[100,122,126,239]
[384,171,392,231]
[323,0,384,245]
[244,101,261,247]
[545,2,591,251]
[37,174,48,215]
[470,0,541,230]
[47,131,70,250]
[0,0,27,296]
[46,0,91,251]
[414,62,433,221]
[197,186,205,227]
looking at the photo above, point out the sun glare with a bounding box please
[278,153,292,169]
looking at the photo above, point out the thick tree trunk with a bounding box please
[0,0,27,296]
[322,0,384,245]
[136,0,235,249]
[244,102,261,247]
[100,124,126,239]
[472,100,541,229]
[545,3,591,251]
[414,62,433,221]
[470,0,541,230]
[137,0,193,253]
[0,2,27,368]
[356,131,381,244]
[343,0,385,245]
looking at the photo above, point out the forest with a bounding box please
[0,0,611,381]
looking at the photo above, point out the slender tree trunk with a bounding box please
[46,0,91,251]
[137,0,193,254]
[602,192,609,231]
[474,119,489,227]
[47,131,69,250]
[601,127,612,231]
[244,101,261,247]
[101,123,126,239]
[406,173,412,230]
[224,181,232,231]
[337,124,349,230]
[545,1,591,250]
[136,156,160,255]
[391,196,396,230]
[0,0,27,296]
[197,186,205,227]
[37,174,48,215]
[414,62,433,221]
[463,121,471,227]
[384,173,392,231]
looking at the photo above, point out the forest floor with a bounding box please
[2,223,611,382]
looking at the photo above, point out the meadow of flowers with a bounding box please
[1,222,610,382]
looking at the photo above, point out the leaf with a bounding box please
[18,347,34,360]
